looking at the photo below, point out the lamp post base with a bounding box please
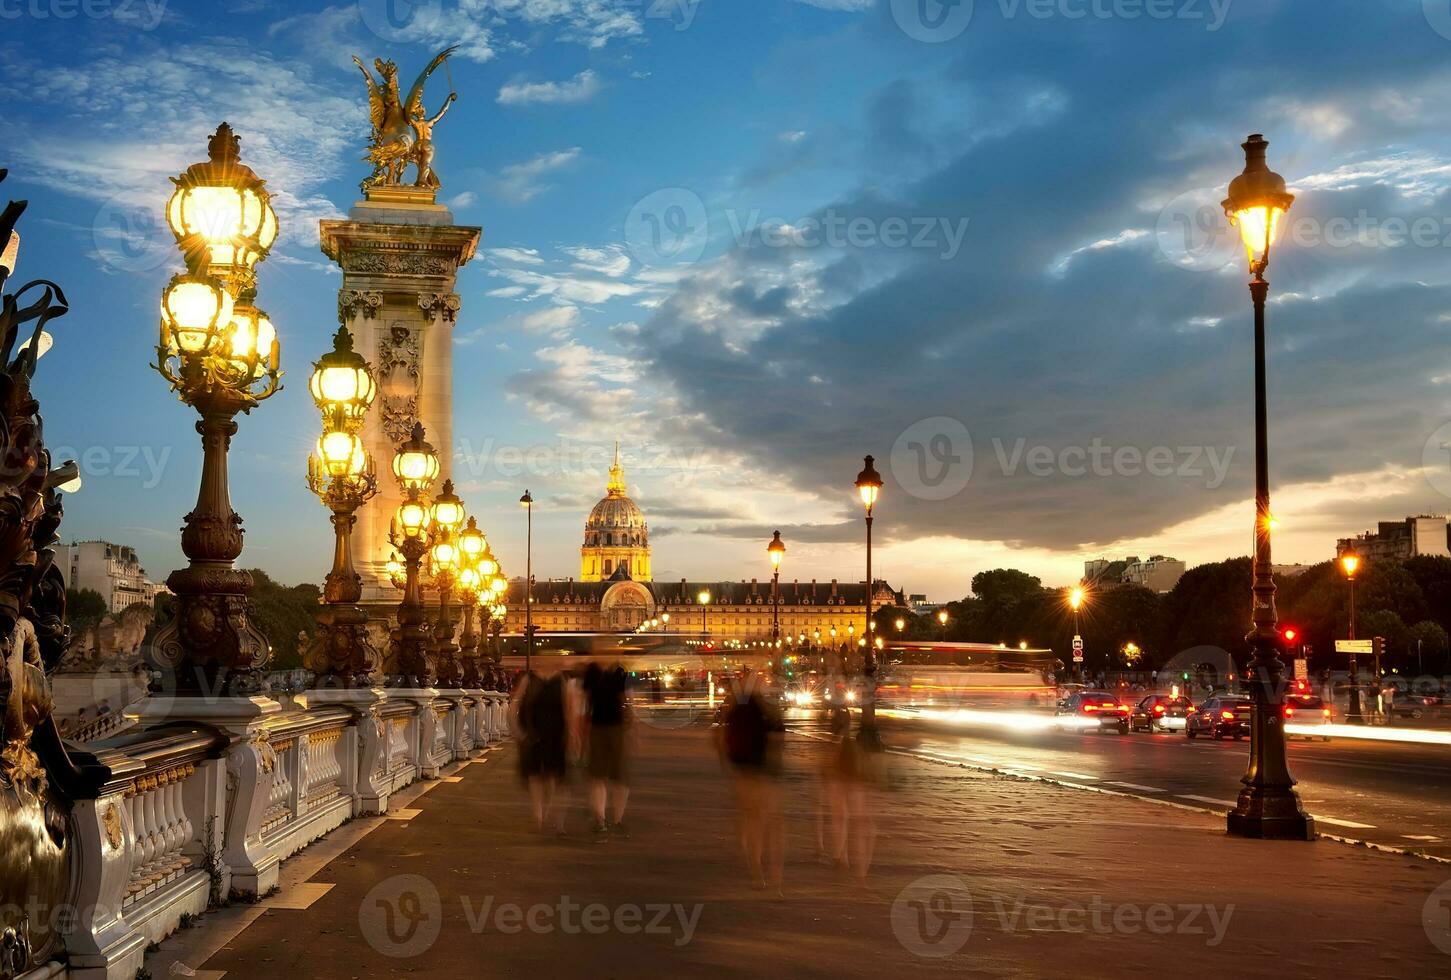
[1226,796,1316,841]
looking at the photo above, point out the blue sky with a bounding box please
[6,0,1451,600]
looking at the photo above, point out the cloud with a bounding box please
[269,0,645,64]
[522,305,583,336]
[490,147,582,204]
[498,69,603,106]
[613,6,1451,568]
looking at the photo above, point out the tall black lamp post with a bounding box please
[1222,133,1314,841]
[520,489,534,672]
[768,530,785,643]
[1340,550,1364,723]
[854,455,883,740]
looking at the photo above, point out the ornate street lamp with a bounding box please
[455,558,484,687]
[698,588,711,640]
[854,455,883,740]
[427,479,466,687]
[1340,549,1364,724]
[149,124,282,696]
[767,530,785,643]
[386,423,438,687]
[305,327,379,687]
[1221,133,1312,841]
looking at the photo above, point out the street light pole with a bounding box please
[521,490,533,674]
[1222,133,1313,841]
[150,124,281,697]
[854,456,884,743]
[1342,550,1363,723]
[768,530,785,644]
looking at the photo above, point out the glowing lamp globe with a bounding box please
[224,304,278,381]
[392,422,439,492]
[397,498,430,539]
[767,530,786,569]
[855,454,883,512]
[429,480,465,534]
[166,123,279,283]
[458,516,486,561]
[1222,134,1294,275]
[310,326,376,426]
[431,539,457,570]
[160,272,233,356]
[317,430,367,479]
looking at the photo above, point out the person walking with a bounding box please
[583,662,632,839]
[718,675,785,891]
[511,671,568,835]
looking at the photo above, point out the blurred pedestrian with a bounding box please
[511,670,569,835]
[718,675,785,890]
[583,662,632,839]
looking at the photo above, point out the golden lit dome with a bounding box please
[581,441,651,582]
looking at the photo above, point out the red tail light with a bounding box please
[1284,706,1295,718]
[1322,708,1331,718]
[1153,704,1165,714]
[1220,710,1235,721]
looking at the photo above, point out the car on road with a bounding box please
[1056,691,1130,735]
[1283,692,1333,741]
[1185,695,1252,740]
[1129,694,1194,732]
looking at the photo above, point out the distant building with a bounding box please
[57,541,161,614]
[1272,563,1312,578]
[507,577,902,641]
[1084,555,1186,593]
[1337,515,1451,562]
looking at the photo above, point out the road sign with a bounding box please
[1335,639,1373,654]
[1072,653,1083,663]
[1293,658,1308,680]
[1072,635,1083,651]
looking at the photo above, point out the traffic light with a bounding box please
[1372,636,1385,660]
[1282,627,1297,644]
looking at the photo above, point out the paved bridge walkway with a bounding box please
[149,721,1451,978]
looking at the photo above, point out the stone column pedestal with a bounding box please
[320,192,480,614]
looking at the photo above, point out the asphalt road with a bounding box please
[785,709,1451,858]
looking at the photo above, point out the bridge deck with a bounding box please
[153,720,1449,978]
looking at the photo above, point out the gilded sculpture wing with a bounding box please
[352,55,386,133]
[403,44,459,118]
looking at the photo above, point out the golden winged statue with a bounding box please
[352,45,459,193]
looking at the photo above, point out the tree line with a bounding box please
[875,557,1451,677]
